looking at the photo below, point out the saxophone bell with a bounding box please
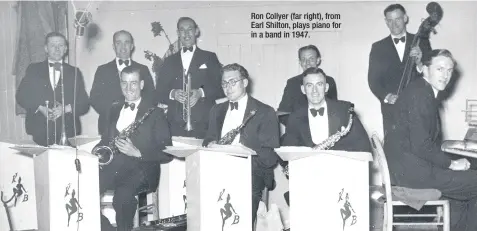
[91,145,114,166]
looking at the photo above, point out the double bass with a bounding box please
[396,2,443,97]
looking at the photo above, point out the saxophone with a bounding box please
[217,110,257,145]
[92,107,156,166]
[283,104,355,177]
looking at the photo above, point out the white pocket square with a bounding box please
[199,63,207,69]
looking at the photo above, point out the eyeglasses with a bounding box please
[221,78,243,88]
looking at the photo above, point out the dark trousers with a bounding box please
[381,104,395,139]
[252,172,266,226]
[99,154,149,231]
[421,168,477,231]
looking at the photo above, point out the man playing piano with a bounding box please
[384,49,477,231]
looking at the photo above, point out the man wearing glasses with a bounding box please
[278,45,337,126]
[202,63,280,227]
[367,3,431,137]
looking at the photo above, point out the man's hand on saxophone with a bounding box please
[115,138,141,158]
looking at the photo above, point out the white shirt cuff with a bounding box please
[169,90,175,100]
[199,88,205,98]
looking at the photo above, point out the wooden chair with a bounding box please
[370,133,450,231]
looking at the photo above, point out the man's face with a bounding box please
[45,36,67,62]
[385,9,408,36]
[423,56,454,91]
[113,32,134,60]
[299,49,321,71]
[120,72,144,102]
[177,19,198,48]
[301,73,329,106]
[222,70,248,102]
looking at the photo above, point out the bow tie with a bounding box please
[124,102,136,111]
[230,102,238,111]
[310,107,325,117]
[118,59,130,66]
[182,47,193,53]
[393,36,405,44]
[49,62,61,70]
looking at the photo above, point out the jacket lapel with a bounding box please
[298,107,314,147]
[385,36,402,64]
[216,102,228,140]
[108,101,123,138]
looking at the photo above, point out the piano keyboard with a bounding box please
[442,140,477,159]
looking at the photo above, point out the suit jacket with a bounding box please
[156,48,225,138]
[367,33,431,119]
[281,99,371,153]
[202,96,280,187]
[384,78,451,188]
[90,60,155,135]
[277,73,337,125]
[94,98,173,191]
[16,60,90,146]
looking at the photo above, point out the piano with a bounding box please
[442,99,477,158]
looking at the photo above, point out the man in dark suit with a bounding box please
[277,45,338,126]
[94,66,173,231]
[156,17,224,138]
[368,4,432,137]
[16,32,89,146]
[384,49,477,231]
[202,63,280,226]
[90,30,155,135]
[281,67,371,206]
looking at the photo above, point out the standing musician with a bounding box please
[202,63,280,226]
[16,32,89,146]
[281,67,371,205]
[384,49,477,231]
[94,66,173,231]
[155,17,224,138]
[90,30,156,136]
[278,45,338,126]
[368,4,432,136]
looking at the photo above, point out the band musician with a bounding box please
[155,17,224,138]
[384,49,477,231]
[202,63,280,226]
[16,32,89,146]
[368,4,432,137]
[278,45,338,126]
[281,67,371,205]
[90,30,155,136]
[94,66,173,231]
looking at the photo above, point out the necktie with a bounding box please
[183,47,193,52]
[124,102,136,111]
[49,62,61,71]
[230,102,238,111]
[393,36,405,44]
[118,59,130,66]
[310,107,325,117]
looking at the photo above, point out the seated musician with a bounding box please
[384,49,477,231]
[202,63,280,225]
[281,67,371,205]
[93,66,173,231]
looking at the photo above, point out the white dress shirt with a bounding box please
[391,34,406,62]
[221,94,248,145]
[116,98,142,132]
[48,60,62,89]
[308,102,329,145]
[116,57,131,75]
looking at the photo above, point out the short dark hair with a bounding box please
[222,63,250,80]
[302,67,326,84]
[45,32,67,45]
[177,17,198,29]
[422,49,455,67]
[113,30,134,44]
[384,4,406,16]
[120,65,143,81]
[298,45,321,59]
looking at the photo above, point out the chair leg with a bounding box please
[133,195,139,228]
[443,201,450,231]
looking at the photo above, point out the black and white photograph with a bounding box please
[0,1,476,231]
